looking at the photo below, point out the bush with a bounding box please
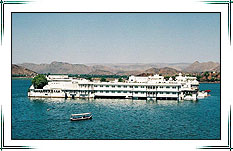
[118,78,123,82]
[86,77,93,82]
[100,77,107,82]
[32,74,48,89]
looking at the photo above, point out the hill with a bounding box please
[143,67,181,76]
[12,64,37,76]
[212,65,220,72]
[89,70,114,75]
[18,61,220,76]
[116,70,143,76]
[19,61,190,75]
[183,61,220,72]
[19,61,93,74]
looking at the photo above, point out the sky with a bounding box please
[12,13,220,64]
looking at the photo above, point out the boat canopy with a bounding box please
[71,113,91,116]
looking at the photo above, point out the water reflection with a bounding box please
[28,97,198,106]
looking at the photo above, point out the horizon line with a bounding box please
[12,60,220,65]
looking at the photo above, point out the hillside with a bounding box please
[18,61,220,76]
[19,61,93,74]
[116,70,143,76]
[89,70,114,75]
[212,65,220,72]
[144,67,181,76]
[183,61,220,72]
[12,64,37,76]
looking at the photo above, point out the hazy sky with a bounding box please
[12,13,220,64]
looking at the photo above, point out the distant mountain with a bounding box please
[12,64,37,76]
[144,67,181,76]
[116,70,143,76]
[88,63,190,72]
[18,61,220,75]
[183,61,220,72]
[212,65,220,72]
[19,61,93,74]
[89,70,114,75]
[91,65,115,72]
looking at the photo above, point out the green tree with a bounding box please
[118,78,124,82]
[86,77,93,82]
[196,75,202,81]
[164,76,170,80]
[100,77,107,82]
[32,74,48,89]
[204,72,209,79]
[171,76,176,80]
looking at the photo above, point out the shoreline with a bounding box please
[12,77,33,80]
[199,81,220,84]
[11,76,220,83]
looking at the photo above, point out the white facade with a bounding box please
[28,74,202,101]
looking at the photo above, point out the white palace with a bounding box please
[28,73,208,101]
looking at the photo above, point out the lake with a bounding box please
[12,79,220,139]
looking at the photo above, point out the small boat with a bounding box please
[70,113,92,121]
[197,91,207,98]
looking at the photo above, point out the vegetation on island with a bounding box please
[100,77,107,82]
[163,71,220,83]
[118,78,124,82]
[32,74,48,89]
[86,77,93,82]
[185,71,220,82]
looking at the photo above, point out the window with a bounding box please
[172,92,176,94]
[118,91,121,93]
[94,85,98,87]
[160,86,163,88]
[112,91,115,93]
[118,85,121,88]
[106,91,109,93]
[124,86,127,88]
[100,85,103,87]
[100,91,103,93]
[135,86,138,88]
[123,91,127,93]
[130,86,133,88]
[166,86,170,88]
[166,92,170,94]
[112,85,115,88]
[135,92,138,94]
[141,86,144,88]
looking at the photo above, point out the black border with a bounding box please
[11,12,221,140]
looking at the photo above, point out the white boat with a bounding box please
[197,91,209,99]
[70,113,92,121]
[184,95,197,101]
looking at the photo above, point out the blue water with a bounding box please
[12,79,220,139]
